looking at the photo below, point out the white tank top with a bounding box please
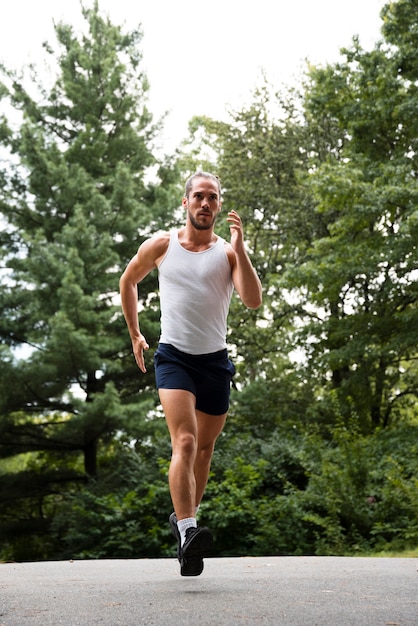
[158,230,234,354]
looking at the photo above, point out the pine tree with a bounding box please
[0,1,164,501]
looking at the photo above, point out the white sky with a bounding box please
[1,0,386,151]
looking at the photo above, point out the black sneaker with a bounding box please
[168,512,181,560]
[180,526,213,577]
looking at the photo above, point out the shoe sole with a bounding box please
[182,527,213,559]
[181,527,213,576]
[180,529,209,576]
[169,517,213,577]
[181,556,204,577]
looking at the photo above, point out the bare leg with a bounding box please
[159,389,228,519]
[194,409,227,507]
[159,388,198,520]
[161,390,225,577]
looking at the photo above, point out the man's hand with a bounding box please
[226,209,263,309]
[227,210,245,252]
[132,334,149,373]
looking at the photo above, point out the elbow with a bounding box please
[252,282,263,309]
[245,289,262,309]
[248,296,262,310]
[119,272,132,301]
[119,268,131,292]
[236,276,263,309]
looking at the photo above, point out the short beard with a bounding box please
[188,211,217,231]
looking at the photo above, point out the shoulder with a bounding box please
[139,231,170,260]
[121,232,171,284]
[130,231,171,273]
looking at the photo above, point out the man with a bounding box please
[120,171,262,576]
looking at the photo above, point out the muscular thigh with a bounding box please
[158,388,197,440]
[158,389,227,451]
[196,409,227,450]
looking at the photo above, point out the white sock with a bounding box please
[177,517,197,547]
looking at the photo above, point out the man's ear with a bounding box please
[182,197,188,209]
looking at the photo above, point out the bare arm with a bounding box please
[227,210,262,309]
[119,233,169,372]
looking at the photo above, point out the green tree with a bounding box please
[184,1,418,434]
[294,0,418,430]
[0,2,172,555]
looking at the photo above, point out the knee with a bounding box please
[173,431,197,457]
[197,441,215,465]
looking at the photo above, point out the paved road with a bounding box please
[1,556,417,625]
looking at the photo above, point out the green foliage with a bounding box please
[1,0,418,562]
[0,1,175,557]
[0,0,163,477]
[50,465,173,559]
[287,5,418,431]
[201,419,418,558]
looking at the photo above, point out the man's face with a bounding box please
[183,177,222,231]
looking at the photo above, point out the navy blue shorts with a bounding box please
[154,343,235,416]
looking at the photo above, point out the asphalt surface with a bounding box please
[1,556,417,625]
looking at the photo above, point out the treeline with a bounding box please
[0,0,417,561]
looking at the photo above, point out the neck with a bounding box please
[178,224,217,251]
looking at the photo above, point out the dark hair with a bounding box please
[184,171,222,198]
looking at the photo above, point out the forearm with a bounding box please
[120,279,141,340]
[120,276,150,372]
[234,249,262,309]
[119,238,162,372]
